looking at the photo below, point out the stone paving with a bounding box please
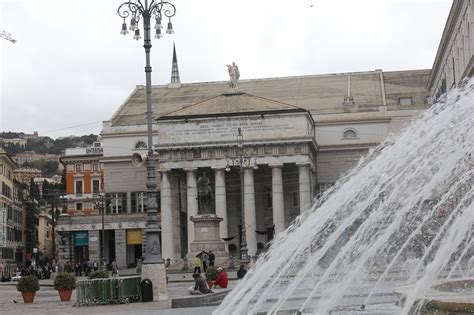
[0,269,230,315]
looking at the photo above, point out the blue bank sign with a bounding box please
[74,231,89,246]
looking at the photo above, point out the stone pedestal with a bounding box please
[141,262,168,301]
[188,214,229,266]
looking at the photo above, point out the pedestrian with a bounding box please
[208,251,215,266]
[237,265,247,279]
[93,260,98,271]
[111,260,118,277]
[136,257,142,274]
[201,251,209,272]
[212,267,228,289]
[193,256,202,274]
[86,259,93,275]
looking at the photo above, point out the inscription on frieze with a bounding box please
[159,116,307,145]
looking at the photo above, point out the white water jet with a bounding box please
[214,80,474,315]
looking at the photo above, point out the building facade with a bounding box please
[14,168,42,185]
[57,142,144,269]
[428,0,474,99]
[0,149,25,275]
[37,206,53,263]
[100,68,431,264]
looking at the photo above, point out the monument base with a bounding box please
[188,214,229,266]
[141,262,168,301]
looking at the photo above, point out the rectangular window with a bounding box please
[106,193,127,214]
[92,180,100,194]
[131,192,147,213]
[75,180,83,195]
[92,163,99,172]
[75,163,83,172]
[76,203,83,211]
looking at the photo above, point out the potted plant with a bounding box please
[16,275,39,303]
[88,270,109,279]
[205,266,218,289]
[53,272,76,302]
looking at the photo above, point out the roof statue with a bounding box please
[227,62,240,90]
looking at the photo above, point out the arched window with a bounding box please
[342,129,358,139]
[134,140,147,149]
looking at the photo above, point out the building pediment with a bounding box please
[158,92,306,120]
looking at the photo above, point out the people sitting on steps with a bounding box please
[189,273,213,295]
[212,267,228,289]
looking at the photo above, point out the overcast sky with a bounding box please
[0,0,452,139]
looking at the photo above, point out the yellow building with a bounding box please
[37,206,53,263]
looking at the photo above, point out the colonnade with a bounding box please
[160,163,312,260]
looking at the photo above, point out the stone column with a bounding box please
[298,163,312,212]
[115,229,127,269]
[88,229,100,263]
[160,171,174,260]
[244,168,257,257]
[184,168,198,254]
[270,164,285,234]
[214,168,228,249]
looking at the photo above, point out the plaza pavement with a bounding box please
[0,268,235,315]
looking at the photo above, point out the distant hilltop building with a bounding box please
[14,151,60,165]
[22,131,39,141]
[0,138,27,148]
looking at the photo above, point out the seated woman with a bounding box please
[189,273,212,295]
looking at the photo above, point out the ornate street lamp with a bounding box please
[225,128,258,264]
[117,0,176,268]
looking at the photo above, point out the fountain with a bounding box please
[214,80,473,315]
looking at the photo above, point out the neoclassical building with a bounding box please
[428,0,474,99]
[100,67,431,264]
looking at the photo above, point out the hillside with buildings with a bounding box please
[0,132,98,177]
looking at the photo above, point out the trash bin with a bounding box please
[141,278,153,302]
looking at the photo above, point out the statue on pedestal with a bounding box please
[197,172,214,214]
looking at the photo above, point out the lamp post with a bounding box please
[93,193,107,271]
[50,202,60,264]
[225,128,258,264]
[117,0,176,276]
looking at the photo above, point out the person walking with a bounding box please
[136,257,142,274]
[111,260,118,277]
[208,251,215,266]
[193,256,202,274]
[201,251,209,272]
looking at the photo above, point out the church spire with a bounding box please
[170,43,181,84]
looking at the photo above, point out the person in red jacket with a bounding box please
[213,267,228,289]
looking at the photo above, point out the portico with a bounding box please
[155,92,317,261]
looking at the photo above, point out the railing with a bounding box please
[74,276,141,306]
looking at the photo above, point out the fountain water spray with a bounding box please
[215,80,473,314]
